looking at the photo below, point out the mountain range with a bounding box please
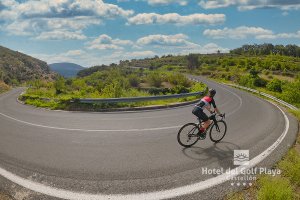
[49,62,85,77]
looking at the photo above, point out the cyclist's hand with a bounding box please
[210,110,214,114]
[219,114,224,117]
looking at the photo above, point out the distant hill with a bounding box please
[49,62,85,77]
[0,46,55,85]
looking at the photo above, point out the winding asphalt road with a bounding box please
[0,77,298,200]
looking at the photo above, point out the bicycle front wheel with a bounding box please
[209,120,227,143]
[177,123,199,147]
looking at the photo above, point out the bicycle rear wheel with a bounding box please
[177,123,199,147]
[209,120,227,143]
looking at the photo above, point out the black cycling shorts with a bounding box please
[192,106,209,122]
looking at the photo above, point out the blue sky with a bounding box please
[0,0,299,67]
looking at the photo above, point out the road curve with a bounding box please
[0,77,298,200]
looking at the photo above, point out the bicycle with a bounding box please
[177,113,227,148]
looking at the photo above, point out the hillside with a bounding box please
[77,44,300,78]
[49,62,85,77]
[0,46,55,84]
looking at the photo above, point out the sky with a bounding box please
[0,0,300,67]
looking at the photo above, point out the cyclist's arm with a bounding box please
[211,99,221,114]
[214,107,221,115]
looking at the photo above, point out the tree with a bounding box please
[187,54,199,70]
[54,76,66,94]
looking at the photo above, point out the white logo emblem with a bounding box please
[234,150,249,165]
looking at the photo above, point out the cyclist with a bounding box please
[192,88,222,135]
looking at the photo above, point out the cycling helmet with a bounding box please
[208,88,216,97]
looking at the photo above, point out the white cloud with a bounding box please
[3,0,133,20]
[0,0,134,39]
[147,0,188,6]
[32,49,157,67]
[36,30,87,40]
[135,34,228,55]
[203,26,300,40]
[199,0,300,10]
[117,0,188,6]
[256,31,300,40]
[86,34,133,50]
[127,13,225,25]
[180,43,230,54]
[65,50,86,56]
[203,26,274,39]
[111,50,156,59]
[137,34,190,46]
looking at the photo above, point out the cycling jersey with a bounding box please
[196,96,216,109]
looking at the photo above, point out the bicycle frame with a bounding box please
[197,113,225,132]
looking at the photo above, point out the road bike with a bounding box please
[177,113,227,147]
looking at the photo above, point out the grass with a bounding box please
[257,176,294,200]
[278,149,300,187]
[289,109,300,121]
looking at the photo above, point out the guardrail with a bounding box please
[77,91,204,104]
[225,83,299,110]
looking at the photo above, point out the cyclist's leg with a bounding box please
[200,114,211,130]
[192,107,210,130]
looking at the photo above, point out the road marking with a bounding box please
[217,84,243,116]
[0,112,181,132]
[0,81,242,132]
[0,102,290,200]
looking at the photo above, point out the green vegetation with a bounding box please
[22,67,206,110]
[0,46,55,85]
[192,54,300,108]
[20,43,300,111]
[257,176,294,200]
[0,81,10,94]
[278,148,300,187]
[76,44,300,108]
[231,44,300,57]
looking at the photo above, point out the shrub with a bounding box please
[128,74,140,87]
[238,75,254,88]
[171,85,189,94]
[190,82,207,93]
[101,80,123,98]
[253,77,267,87]
[281,79,300,105]
[266,79,282,92]
[238,75,267,88]
[167,73,191,87]
[0,81,10,93]
[54,76,66,94]
[147,72,162,87]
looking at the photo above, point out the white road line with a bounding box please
[218,84,243,116]
[0,102,290,200]
[0,112,181,132]
[0,82,243,132]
